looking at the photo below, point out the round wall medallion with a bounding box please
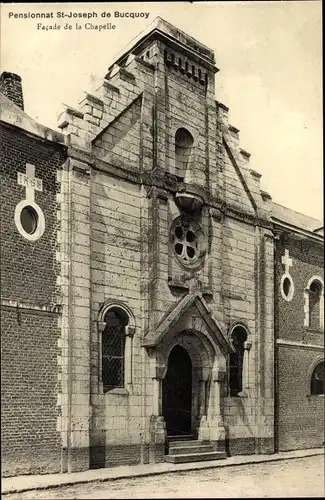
[280,273,294,302]
[14,200,45,241]
[170,215,207,268]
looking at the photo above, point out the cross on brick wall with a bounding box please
[17,163,43,202]
[281,249,293,274]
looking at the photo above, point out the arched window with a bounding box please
[175,127,194,178]
[310,361,324,395]
[309,280,323,330]
[102,308,128,390]
[229,325,248,397]
[304,277,324,330]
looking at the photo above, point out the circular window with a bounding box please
[14,200,45,241]
[170,215,206,268]
[280,273,294,302]
[20,205,38,234]
[283,277,291,297]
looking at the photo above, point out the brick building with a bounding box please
[0,72,67,476]
[273,205,324,451]
[1,18,323,477]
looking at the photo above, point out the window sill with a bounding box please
[305,328,324,334]
[307,394,324,398]
[228,391,250,399]
[104,387,129,396]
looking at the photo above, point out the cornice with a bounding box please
[272,219,324,244]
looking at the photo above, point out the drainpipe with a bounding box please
[67,161,73,471]
[273,233,279,453]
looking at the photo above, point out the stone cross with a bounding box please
[281,249,293,274]
[17,163,43,202]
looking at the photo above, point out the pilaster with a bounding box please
[58,157,92,472]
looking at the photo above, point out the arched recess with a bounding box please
[154,328,224,438]
[160,329,216,380]
[162,345,193,436]
[304,276,324,330]
[307,357,324,396]
[97,300,136,392]
[174,126,195,179]
[228,323,251,397]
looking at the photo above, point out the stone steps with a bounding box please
[168,434,196,442]
[166,439,227,464]
[169,438,202,448]
[169,444,214,455]
[166,451,227,464]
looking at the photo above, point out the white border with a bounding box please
[280,272,295,302]
[304,275,324,329]
[14,199,45,241]
[98,300,136,393]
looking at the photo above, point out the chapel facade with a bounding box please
[1,18,323,477]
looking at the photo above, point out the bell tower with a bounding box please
[105,17,220,193]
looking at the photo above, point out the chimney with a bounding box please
[0,72,24,110]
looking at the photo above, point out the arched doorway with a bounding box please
[162,345,192,436]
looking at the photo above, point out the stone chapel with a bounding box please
[1,18,323,477]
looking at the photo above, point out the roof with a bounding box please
[0,92,65,145]
[1,91,27,121]
[272,202,323,233]
[107,16,216,74]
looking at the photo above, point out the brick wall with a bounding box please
[0,124,66,476]
[275,236,323,343]
[0,125,65,304]
[0,72,24,110]
[276,345,324,450]
[275,235,324,451]
[1,309,62,476]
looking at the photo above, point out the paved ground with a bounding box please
[4,455,324,499]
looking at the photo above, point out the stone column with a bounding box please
[152,377,162,416]
[238,340,252,396]
[198,377,210,442]
[320,290,324,330]
[148,352,166,463]
[209,377,226,442]
[125,325,135,387]
[243,340,252,391]
[208,359,226,443]
[199,379,206,417]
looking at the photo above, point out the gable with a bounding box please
[142,292,231,356]
[0,93,65,145]
[223,137,257,216]
[92,94,142,170]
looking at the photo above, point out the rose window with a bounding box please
[170,216,206,268]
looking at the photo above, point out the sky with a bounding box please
[1,1,323,220]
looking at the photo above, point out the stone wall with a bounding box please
[56,20,275,467]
